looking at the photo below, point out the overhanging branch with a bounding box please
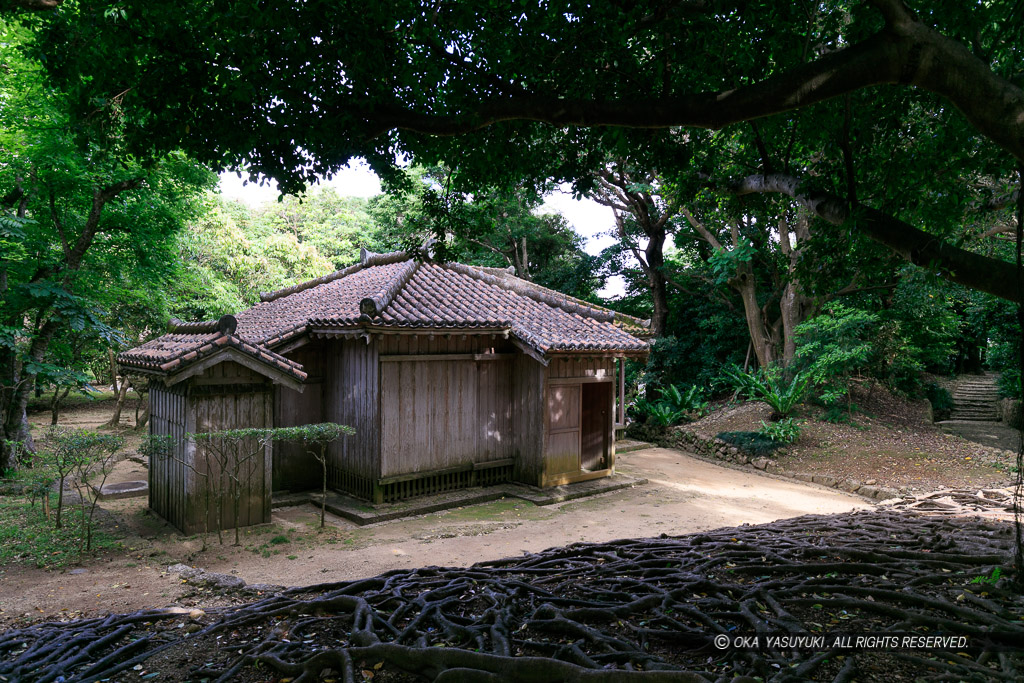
[724,173,1020,302]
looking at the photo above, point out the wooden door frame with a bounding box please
[541,376,614,487]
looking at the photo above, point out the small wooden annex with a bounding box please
[120,249,649,533]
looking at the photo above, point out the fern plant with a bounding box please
[661,384,709,417]
[721,365,810,419]
[757,418,801,444]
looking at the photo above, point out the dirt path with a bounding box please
[0,446,867,627]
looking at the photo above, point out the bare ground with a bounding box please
[689,382,1018,494]
[0,402,867,630]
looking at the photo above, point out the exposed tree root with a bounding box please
[2,510,1023,682]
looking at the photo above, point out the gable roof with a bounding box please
[120,249,649,381]
[118,316,308,389]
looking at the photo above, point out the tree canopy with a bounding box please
[25,0,1024,303]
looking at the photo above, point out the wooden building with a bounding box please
[120,250,648,533]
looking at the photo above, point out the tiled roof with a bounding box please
[118,324,307,384]
[120,250,649,380]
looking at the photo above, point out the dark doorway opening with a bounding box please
[581,382,611,471]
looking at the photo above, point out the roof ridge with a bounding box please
[258,248,413,303]
[167,318,220,333]
[442,262,615,323]
[472,266,650,330]
[359,258,419,317]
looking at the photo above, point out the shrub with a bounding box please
[717,431,786,456]
[661,384,709,417]
[647,402,686,427]
[757,418,801,444]
[923,382,954,420]
[721,365,810,419]
[794,304,877,412]
[997,370,1022,400]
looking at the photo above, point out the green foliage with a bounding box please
[646,402,686,428]
[630,384,705,428]
[997,371,1022,400]
[923,382,954,420]
[661,384,709,417]
[757,418,801,444]
[721,366,810,418]
[0,497,122,569]
[270,423,356,445]
[716,432,786,457]
[971,567,1003,585]
[708,240,756,285]
[793,304,878,409]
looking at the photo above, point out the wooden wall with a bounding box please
[148,362,273,535]
[148,381,188,531]
[547,357,615,380]
[274,346,324,491]
[323,338,379,492]
[512,353,546,485]
[377,334,515,478]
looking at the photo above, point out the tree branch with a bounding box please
[723,173,1020,302]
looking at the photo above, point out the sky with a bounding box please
[217,160,627,297]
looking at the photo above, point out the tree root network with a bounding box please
[2,509,1024,682]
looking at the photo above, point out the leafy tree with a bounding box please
[0,21,213,471]
[590,164,684,336]
[369,166,604,299]
[31,1,1024,304]
[793,304,879,412]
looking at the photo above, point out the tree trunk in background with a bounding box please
[135,388,150,431]
[645,230,670,338]
[50,386,71,426]
[108,349,119,392]
[104,378,130,430]
[731,264,776,368]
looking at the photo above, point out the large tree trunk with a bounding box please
[644,230,670,337]
[776,214,815,366]
[730,265,776,369]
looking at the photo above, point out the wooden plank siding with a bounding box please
[378,334,516,479]
[323,338,380,498]
[540,356,617,487]
[274,346,325,492]
[187,362,273,534]
[148,381,188,532]
[512,353,546,485]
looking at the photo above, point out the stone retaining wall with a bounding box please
[999,398,1022,428]
[658,426,902,502]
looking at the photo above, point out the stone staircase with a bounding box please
[949,374,1000,422]
[938,373,1020,451]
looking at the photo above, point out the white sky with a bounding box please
[218,161,627,297]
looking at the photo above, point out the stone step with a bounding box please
[616,439,652,454]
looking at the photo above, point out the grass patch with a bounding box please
[25,388,117,414]
[269,535,290,545]
[717,431,787,457]
[0,496,122,569]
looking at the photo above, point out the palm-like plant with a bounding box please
[722,365,810,419]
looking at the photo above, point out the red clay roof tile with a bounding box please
[120,251,648,380]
